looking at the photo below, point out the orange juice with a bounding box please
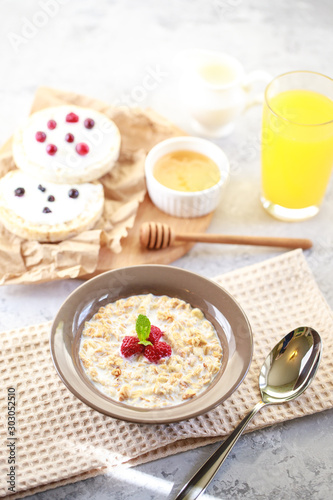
[262,89,333,209]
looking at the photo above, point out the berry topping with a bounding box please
[144,342,172,364]
[42,207,52,213]
[48,195,55,202]
[156,341,172,358]
[75,142,89,155]
[14,187,25,197]
[148,325,163,344]
[120,336,145,358]
[47,120,57,130]
[130,314,172,363]
[118,315,172,363]
[143,345,159,363]
[84,118,95,129]
[38,184,46,192]
[65,133,74,143]
[35,131,46,142]
[66,112,79,123]
[68,188,79,199]
[46,144,57,156]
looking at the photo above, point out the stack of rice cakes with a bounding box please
[0,105,121,242]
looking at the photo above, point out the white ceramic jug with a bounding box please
[178,50,271,137]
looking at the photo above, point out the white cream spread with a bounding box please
[0,170,103,225]
[20,105,120,173]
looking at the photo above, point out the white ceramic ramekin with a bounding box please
[145,136,230,218]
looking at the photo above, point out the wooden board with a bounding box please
[93,194,213,274]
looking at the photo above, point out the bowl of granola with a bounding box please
[50,265,253,423]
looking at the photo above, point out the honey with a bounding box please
[153,150,220,192]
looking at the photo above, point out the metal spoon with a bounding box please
[175,326,322,500]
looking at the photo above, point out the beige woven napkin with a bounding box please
[1,249,333,499]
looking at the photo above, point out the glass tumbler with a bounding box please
[261,71,333,221]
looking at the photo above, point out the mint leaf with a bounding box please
[136,314,153,346]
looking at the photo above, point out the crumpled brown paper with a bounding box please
[0,87,183,285]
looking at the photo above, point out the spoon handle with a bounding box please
[174,401,266,500]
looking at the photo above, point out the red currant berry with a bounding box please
[65,133,74,143]
[46,144,57,156]
[35,131,46,142]
[66,112,79,123]
[84,118,95,129]
[47,120,57,130]
[75,143,89,155]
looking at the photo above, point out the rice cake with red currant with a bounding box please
[12,105,121,184]
[0,170,104,242]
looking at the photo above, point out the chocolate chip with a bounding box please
[38,184,46,192]
[48,195,55,202]
[14,187,25,197]
[68,188,79,199]
[42,207,52,213]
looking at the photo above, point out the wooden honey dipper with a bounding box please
[140,222,313,250]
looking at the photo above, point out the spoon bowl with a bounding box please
[260,326,322,404]
[175,326,322,500]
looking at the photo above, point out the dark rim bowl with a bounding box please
[50,265,253,424]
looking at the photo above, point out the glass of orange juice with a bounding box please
[261,71,333,221]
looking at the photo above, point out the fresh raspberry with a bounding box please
[120,336,145,358]
[155,341,172,359]
[144,341,172,363]
[148,325,163,344]
[144,345,160,363]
